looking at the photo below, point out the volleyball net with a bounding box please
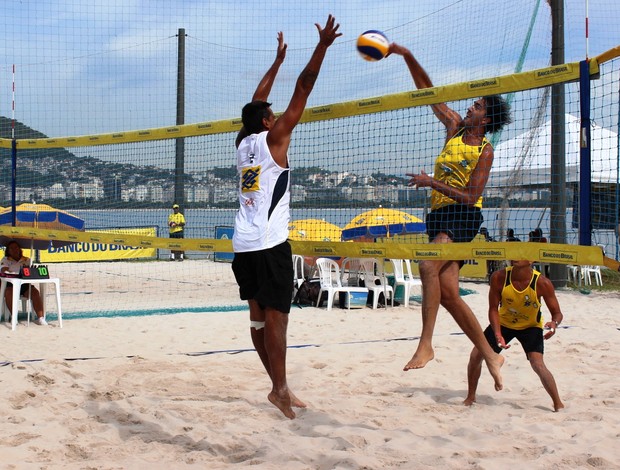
[1,1,619,316]
[2,51,619,268]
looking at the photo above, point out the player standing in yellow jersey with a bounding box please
[389,43,511,392]
[464,260,565,411]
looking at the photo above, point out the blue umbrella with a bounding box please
[0,203,85,249]
[341,208,426,240]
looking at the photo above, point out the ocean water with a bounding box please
[71,207,618,260]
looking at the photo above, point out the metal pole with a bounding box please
[174,28,186,208]
[11,64,17,226]
[549,0,567,286]
[11,138,17,226]
[578,60,592,247]
[616,79,620,260]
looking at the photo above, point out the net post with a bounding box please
[175,28,187,209]
[578,59,592,247]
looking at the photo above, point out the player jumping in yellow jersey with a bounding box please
[389,43,511,392]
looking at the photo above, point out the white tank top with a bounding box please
[232,131,290,252]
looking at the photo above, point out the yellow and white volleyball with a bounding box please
[356,30,389,61]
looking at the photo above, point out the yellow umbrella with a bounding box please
[288,219,342,242]
[342,207,425,240]
[0,203,85,249]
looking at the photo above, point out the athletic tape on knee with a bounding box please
[250,321,265,330]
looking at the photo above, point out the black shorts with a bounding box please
[169,231,184,239]
[426,204,483,243]
[232,241,293,314]
[484,325,544,356]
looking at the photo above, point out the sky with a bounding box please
[0,0,618,173]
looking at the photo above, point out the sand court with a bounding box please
[1,275,619,469]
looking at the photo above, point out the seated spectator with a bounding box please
[506,228,520,242]
[529,228,547,243]
[480,227,501,282]
[0,240,47,325]
[479,226,495,242]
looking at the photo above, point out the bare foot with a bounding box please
[463,396,476,406]
[268,391,296,419]
[403,345,434,370]
[485,354,505,391]
[554,402,565,412]
[289,390,307,408]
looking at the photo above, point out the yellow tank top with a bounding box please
[430,130,489,210]
[498,266,543,330]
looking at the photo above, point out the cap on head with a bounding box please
[172,204,179,209]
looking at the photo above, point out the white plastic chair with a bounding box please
[292,254,305,289]
[315,258,368,311]
[2,297,30,323]
[0,277,63,331]
[582,265,603,286]
[390,259,422,308]
[404,260,422,285]
[340,257,363,287]
[578,244,605,287]
[358,258,394,309]
[567,265,581,284]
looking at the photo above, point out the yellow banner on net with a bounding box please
[38,227,157,262]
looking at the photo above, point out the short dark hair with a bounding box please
[483,94,512,134]
[4,240,22,259]
[241,100,272,135]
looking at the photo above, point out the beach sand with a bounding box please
[1,266,619,469]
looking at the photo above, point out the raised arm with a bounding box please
[235,33,287,147]
[267,14,342,165]
[389,42,462,138]
[252,32,287,102]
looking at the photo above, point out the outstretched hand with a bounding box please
[496,335,511,350]
[543,322,557,340]
[275,31,287,62]
[406,171,433,188]
[315,14,342,47]
[387,42,410,58]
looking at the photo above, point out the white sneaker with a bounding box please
[34,317,48,326]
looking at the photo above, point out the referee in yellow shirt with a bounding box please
[168,204,186,261]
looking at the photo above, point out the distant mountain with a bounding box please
[0,116,77,161]
[0,115,49,140]
[0,116,179,188]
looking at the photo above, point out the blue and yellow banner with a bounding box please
[38,227,157,262]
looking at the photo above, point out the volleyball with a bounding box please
[356,30,389,61]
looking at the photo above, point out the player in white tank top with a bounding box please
[233,131,290,253]
[231,17,342,420]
